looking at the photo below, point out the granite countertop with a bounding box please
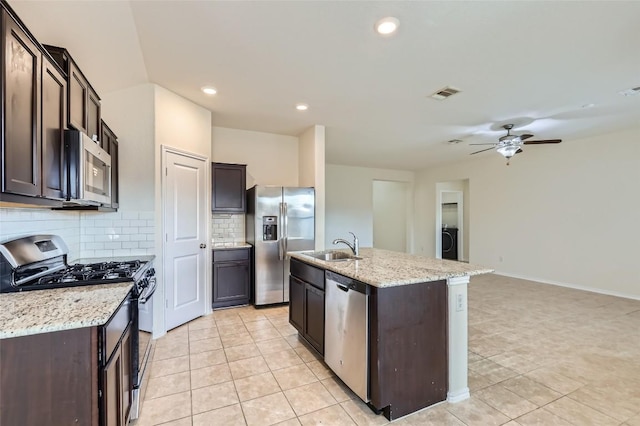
[289,248,493,288]
[0,282,133,339]
[212,242,252,250]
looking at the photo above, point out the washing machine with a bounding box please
[442,228,458,260]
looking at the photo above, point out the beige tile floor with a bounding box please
[133,274,640,426]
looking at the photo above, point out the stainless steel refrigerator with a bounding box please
[246,186,315,306]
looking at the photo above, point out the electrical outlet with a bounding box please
[456,293,464,312]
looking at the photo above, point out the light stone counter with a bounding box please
[0,282,133,339]
[290,248,493,287]
[212,242,252,250]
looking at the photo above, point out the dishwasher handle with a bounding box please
[336,283,349,292]
[326,271,368,295]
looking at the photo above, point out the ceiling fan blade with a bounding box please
[520,134,534,141]
[470,147,495,155]
[469,143,497,146]
[523,139,562,145]
[515,148,523,154]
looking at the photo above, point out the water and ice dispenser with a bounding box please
[263,216,277,241]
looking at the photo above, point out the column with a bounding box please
[447,275,470,403]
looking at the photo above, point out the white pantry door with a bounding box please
[163,148,207,330]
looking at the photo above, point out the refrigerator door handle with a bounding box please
[283,202,288,256]
[278,202,285,260]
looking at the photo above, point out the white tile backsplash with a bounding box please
[78,211,155,259]
[0,207,155,260]
[211,213,245,244]
[0,208,81,256]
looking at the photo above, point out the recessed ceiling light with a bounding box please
[375,17,399,35]
[295,103,309,111]
[201,86,217,95]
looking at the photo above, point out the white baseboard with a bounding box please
[494,271,640,301]
[447,388,470,403]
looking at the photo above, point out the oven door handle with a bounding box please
[139,277,157,304]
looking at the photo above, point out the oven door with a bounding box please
[131,276,156,420]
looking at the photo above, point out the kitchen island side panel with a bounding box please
[0,326,99,425]
[369,279,448,420]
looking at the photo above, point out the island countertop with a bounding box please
[289,248,493,288]
[0,282,133,339]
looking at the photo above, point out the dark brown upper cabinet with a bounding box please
[211,162,246,213]
[2,7,41,197]
[43,45,101,142]
[1,4,67,204]
[100,120,119,210]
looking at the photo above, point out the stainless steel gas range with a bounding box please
[0,234,156,421]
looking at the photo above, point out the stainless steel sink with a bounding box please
[307,251,362,262]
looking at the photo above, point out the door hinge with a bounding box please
[166,299,168,308]
[165,167,168,176]
[165,233,168,242]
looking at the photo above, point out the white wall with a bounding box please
[372,180,409,252]
[325,164,414,249]
[415,127,640,299]
[299,125,326,250]
[101,84,156,211]
[211,127,299,187]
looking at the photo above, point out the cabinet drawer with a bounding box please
[213,248,250,262]
[103,293,132,362]
[290,258,324,290]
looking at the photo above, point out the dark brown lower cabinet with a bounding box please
[369,279,448,420]
[0,327,99,425]
[102,325,131,426]
[212,248,251,309]
[288,275,305,332]
[304,283,325,351]
[0,295,133,426]
[289,258,325,354]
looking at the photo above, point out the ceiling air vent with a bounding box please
[430,86,461,100]
[619,86,640,96]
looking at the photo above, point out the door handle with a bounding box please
[200,243,207,249]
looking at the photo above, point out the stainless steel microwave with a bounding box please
[65,130,111,206]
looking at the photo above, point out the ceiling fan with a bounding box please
[470,124,562,165]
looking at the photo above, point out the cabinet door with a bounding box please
[68,61,88,133]
[288,275,304,332]
[101,121,119,209]
[102,344,123,426]
[87,88,100,141]
[41,57,66,199]
[120,326,132,424]
[304,283,325,354]
[211,163,246,213]
[2,10,41,196]
[212,260,250,307]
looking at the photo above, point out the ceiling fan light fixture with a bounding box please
[497,145,520,164]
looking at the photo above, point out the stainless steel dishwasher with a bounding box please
[324,271,369,402]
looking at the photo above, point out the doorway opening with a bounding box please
[435,180,468,261]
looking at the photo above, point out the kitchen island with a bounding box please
[0,283,133,425]
[289,248,492,420]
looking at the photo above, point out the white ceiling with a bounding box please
[10,1,640,170]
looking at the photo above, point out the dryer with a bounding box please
[442,228,458,260]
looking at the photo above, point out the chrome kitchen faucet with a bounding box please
[332,232,359,256]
